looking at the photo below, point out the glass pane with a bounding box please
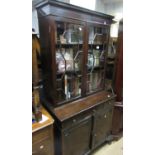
[87,26,108,94]
[55,21,83,103]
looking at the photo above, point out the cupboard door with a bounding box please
[86,25,109,94]
[55,20,85,104]
[93,107,113,148]
[62,116,92,155]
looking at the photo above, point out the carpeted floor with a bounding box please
[93,137,123,155]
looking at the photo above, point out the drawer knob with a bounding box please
[104,114,107,118]
[73,119,76,123]
[40,145,44,149]
[65,133,69,137]
[107,95,110,98]
[32,151,37,154]
[93,109,96,113]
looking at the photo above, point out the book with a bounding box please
[74,50,83,71]
[64,48,74,71]
[56,50,65,72]
[93,50,100,67]
[64,74,68,99]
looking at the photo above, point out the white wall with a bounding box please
[32,8,39,34]
[70,0,96,10]
[32,0,123,37]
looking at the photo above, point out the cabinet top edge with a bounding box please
[35,0,114,20]
[53,91,116,122]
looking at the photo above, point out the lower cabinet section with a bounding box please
[53,98,115,155]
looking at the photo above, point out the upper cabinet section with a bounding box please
[36,0,114,107]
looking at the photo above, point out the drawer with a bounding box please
[95,100,114,116]
[32,138,54,155]
[32,126,52,145]
[62,111,92,130]
[103,100,114,111]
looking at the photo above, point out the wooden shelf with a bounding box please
[87,66,104,72]
[32,107,54,133]
[56,43,83,48]
[55,44,105,49]
[57,70,82,75]
[107,61,115,64]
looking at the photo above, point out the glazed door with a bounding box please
[93,105,113,148]
[62,117,92,155]
[54,18,86,105]
[86,25,110,94]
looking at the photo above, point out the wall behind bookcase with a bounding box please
[32,0,123,36]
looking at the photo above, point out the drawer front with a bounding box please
[32,126,52,145]
[95,100,114,116]
[32,138,54,155]
[103,100,114,111]
[62,111,92,129]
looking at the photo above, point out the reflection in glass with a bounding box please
[87,26,108,93]
[55,21,83,103]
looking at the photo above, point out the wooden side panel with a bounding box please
[112,104,123,135]
[115,22,123,102]
[38,16,57,105]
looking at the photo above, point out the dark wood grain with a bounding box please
[35,0,114,20]
[112,102,123,135]
[81,22,88,96]
[53,91,114,121]
[112,20,123,138]
[115,20,123,102]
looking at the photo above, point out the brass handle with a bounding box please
[32,151,37,154]
[40,145,44,149]
[65,133,69,137]
[73,119,76,123]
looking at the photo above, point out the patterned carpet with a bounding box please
[93,137,123,155]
